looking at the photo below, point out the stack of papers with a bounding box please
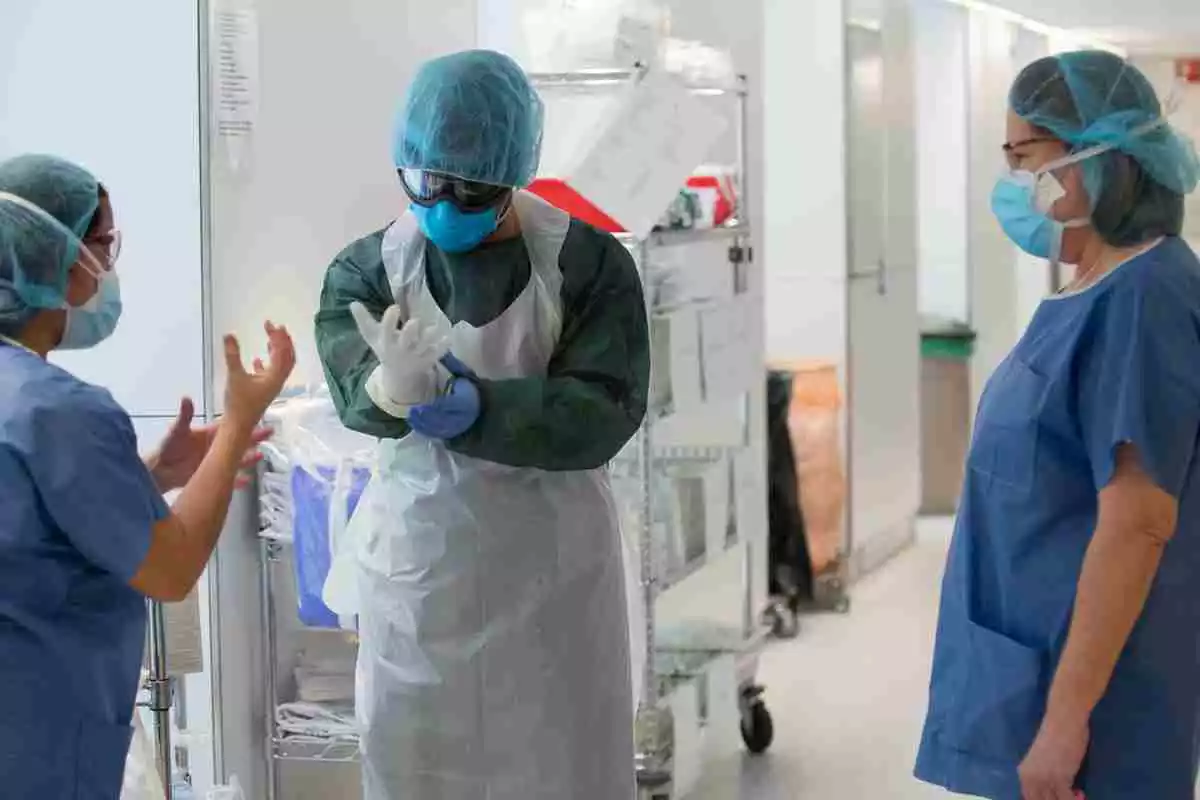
[276,702,357,741]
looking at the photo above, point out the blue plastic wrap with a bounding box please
[290,464,371,629]
[261,388,376,630]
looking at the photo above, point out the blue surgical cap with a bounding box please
[393,50,544,187]
[1010,51,1200,196]
[0,154,100,334]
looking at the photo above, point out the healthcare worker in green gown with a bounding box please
[314,50,649,800]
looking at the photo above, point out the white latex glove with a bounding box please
[350,302,450,418]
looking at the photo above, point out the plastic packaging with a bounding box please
[260,389,376,629]
[516,0,671,73]
[119,710,166,800]
[782,362,846,575]
[660,38,736,86]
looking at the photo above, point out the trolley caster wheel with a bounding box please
[740,702,774,755]
[762,604,800,639]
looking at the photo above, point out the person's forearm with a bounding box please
[165,423,253,586]
[1044,522,1166,728]
[323,360,411,440]
[448,375,645,470]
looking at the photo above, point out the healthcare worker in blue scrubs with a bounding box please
[915,52,1200,800]
[0,154,295,798]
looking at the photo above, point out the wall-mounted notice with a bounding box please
[213,6,259,168]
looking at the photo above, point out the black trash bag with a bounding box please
[767,370,814,605]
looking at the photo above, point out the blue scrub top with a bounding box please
[916,237,1200,800]
[0,343,168,798]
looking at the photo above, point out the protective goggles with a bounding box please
[84,228,122,270]
[398,168,511,213]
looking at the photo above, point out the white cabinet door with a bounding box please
[0,0,205,417]
[845,15,921,576]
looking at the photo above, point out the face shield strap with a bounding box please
[1038,116,1169,177]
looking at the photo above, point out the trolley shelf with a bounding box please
[618,223,752,249]
[272,734,360,764]
[529,68,746,97]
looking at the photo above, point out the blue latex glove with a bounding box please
[408,354,481,440]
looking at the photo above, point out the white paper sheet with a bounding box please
[700,295,758,403]
[667,309,703,412]
[703,461,733,561]
[734,449,761,558]
[142,590,203,676]
[566,68,728,239]
[212,6,260,169]
[648,238,738,308]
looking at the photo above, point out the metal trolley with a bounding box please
[255,67,773,800]
[541,69,776,797]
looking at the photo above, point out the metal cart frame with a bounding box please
[538,68,776,797]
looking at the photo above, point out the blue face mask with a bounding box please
[60,268,122,350]
[411,200,502,254]
[991,149,1098,262]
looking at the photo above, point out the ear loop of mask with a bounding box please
[0,191,107,306]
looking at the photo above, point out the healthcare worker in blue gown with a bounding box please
[0,154,295,798]
[915,51,1200,800]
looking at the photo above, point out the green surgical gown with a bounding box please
[314,220,650,471]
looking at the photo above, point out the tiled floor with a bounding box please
[690,518,955,800]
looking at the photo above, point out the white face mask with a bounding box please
[59,262,122,350]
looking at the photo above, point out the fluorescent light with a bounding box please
[944,0,1126,56]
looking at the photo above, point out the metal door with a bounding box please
[844,12,921,577]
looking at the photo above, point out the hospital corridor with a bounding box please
[4,0,1200,798]
[691,520,956,800]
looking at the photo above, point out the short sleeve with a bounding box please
[24,385,167,580]
[1077,279,1200,496]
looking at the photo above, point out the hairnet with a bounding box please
[0,155,100,334]
[1010,51,1200,195]
[393,50,544,188]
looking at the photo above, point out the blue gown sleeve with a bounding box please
[1077,275,1200,496]
[24,384,167,580]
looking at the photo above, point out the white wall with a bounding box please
[914,0,970,323]
[202,1,478,796]
[966,9,1018,415]
[763,0,847,365]
[0,1,212,793]
[0,1,205,419]
[1134,57,1200,246]
[1011,27,1053,332]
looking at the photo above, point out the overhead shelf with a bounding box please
[529,68,747,97]
[618,223,752,249]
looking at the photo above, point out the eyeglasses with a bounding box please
[1002,137,1064,169]
[84,228,122,269]
[398,169,510,213]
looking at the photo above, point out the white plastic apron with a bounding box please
[346,192,636,800]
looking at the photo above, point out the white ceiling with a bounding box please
[849,0,1200,55]
[993,0,1200,55]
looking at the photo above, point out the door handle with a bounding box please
[849,260,887,295]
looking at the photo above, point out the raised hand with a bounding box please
[223,321,297,432]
